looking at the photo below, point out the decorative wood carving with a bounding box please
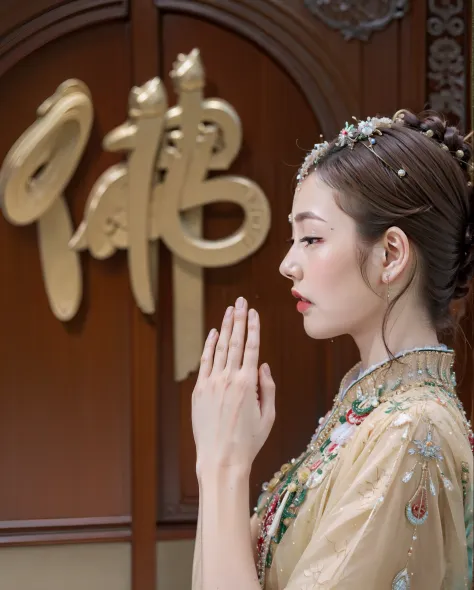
[155,0,356,135]
[303,0,410,41]
[0,0,128,76]
[426,0,468,129]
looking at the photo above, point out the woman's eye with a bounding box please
[285,237,322,247]
[300,237,321,247]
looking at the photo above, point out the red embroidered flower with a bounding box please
[346,408,366,425]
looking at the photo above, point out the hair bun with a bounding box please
[395,110,473,181]
[395,110,474,300]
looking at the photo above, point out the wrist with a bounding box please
[196,460,251,484]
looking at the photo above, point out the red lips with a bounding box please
[292,289,313,313]
[291,289,312,303]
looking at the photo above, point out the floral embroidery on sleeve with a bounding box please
[391,418,454,589]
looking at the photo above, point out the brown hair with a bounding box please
[313,110,474,334]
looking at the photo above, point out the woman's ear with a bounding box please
[382,227,410,283]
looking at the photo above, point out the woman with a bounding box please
[191,110,474,589]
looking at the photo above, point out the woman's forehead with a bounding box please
[292,175,336,216]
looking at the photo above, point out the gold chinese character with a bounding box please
[0,50,271,381]
[0,80,93,320]
[71,49,271,380]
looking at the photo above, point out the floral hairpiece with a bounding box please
[296,116,407,189]
[296,141,329,186]
[336,117,393,147]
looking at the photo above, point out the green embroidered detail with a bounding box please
[320,439,331,453]
[352,398,378,416]
[265,546,273,568]
[385,400,409,414]
[293,488,308,508]
[461,462,470,501]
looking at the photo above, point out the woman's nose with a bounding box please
[279,255,302,281]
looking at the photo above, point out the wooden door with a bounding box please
[0,2,471,590]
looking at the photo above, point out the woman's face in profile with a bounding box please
[279,173,385,341]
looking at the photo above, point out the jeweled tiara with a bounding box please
[296,113,471,190]
[296,116,404,189]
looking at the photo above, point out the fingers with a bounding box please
[226,297,248,370]
[205,297,258,374]
[258,363,276,425]
[212,306,234,372]
[242,309,260,371]
[198,328,218,381]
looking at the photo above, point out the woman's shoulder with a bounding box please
[392,384,469,423]
[371,383,464,420]
[362,384,473,458]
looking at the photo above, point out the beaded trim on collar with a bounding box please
[339,345,452,401]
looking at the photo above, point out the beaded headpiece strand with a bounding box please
[296,116,406,190]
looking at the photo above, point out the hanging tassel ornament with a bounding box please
[393,419,454,589]
[392,567,411,590]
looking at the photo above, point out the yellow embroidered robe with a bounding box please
[255,348,473,590]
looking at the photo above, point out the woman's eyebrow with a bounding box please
[288,211,327,223]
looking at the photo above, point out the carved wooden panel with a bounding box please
[156,0,356,137]
[426,0,470,130]
[303,0,410,40]
[0,22,133,531]
[0,0,128,75]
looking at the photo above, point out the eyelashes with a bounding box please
[286,237,323,247]
[301,237,322,247]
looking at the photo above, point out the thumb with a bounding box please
[258,363,276,425]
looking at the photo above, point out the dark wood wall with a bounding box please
[0,2,472,589]
[0,20,132,531]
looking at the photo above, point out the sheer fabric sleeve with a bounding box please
[284,397,472,590]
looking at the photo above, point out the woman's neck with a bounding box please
[352,305,440,371]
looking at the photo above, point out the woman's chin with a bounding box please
[302,316,343,340]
